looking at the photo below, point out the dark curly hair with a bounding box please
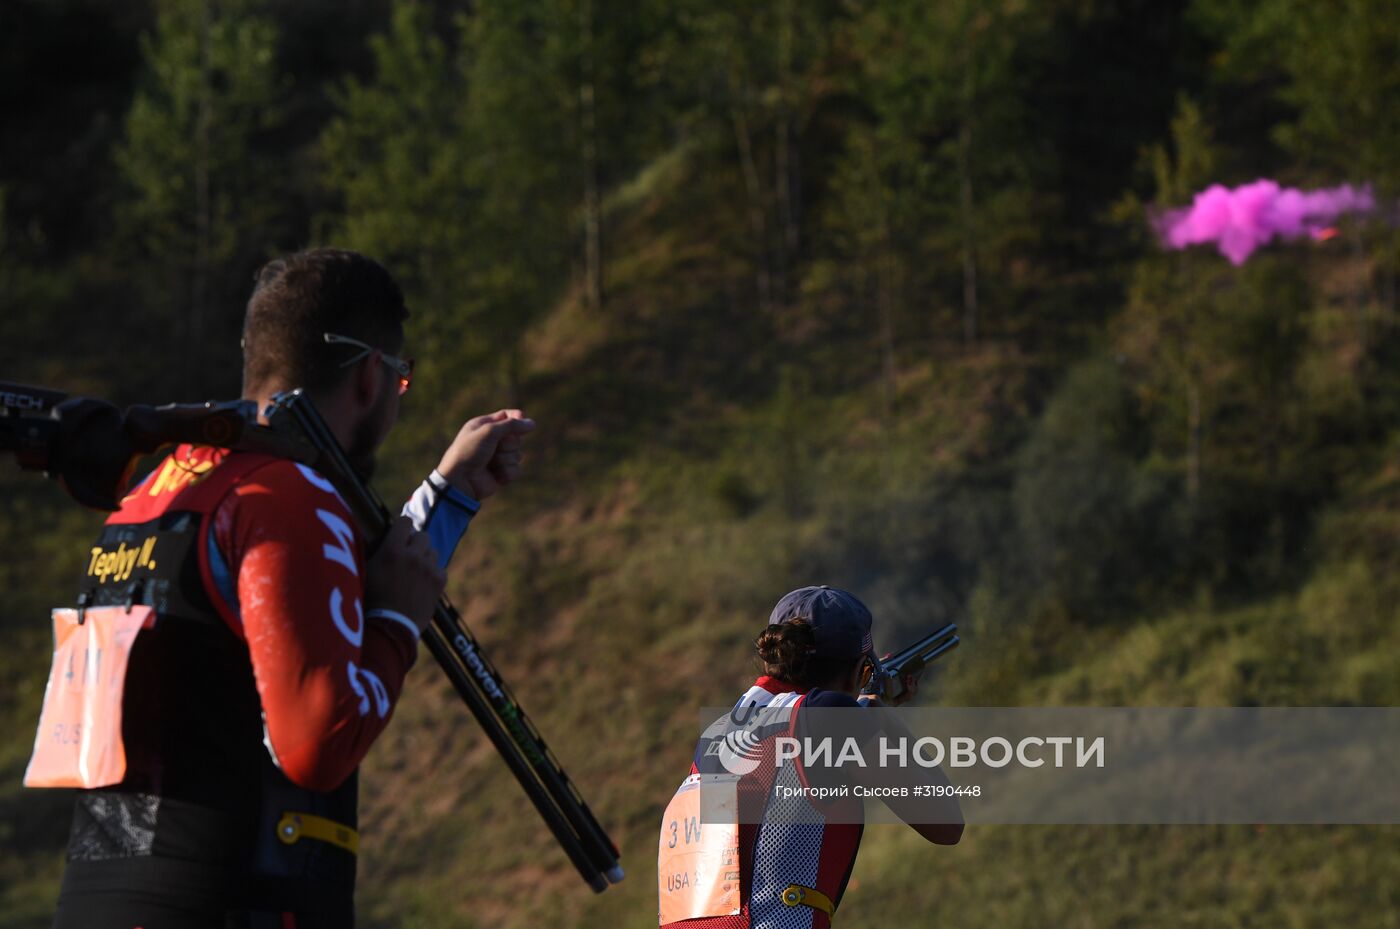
[755,620,859,691]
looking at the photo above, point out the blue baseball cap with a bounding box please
[768,586,877,662]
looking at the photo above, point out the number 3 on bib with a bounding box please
[658,773,741,923]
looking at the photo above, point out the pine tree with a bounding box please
[1115,99,1313,518]
[115,0,286,382]
[458,0,576,390]
[1200,0,1400,314]
[322,0,579,396]
[320,0,468,349]
[814,0,1050,357]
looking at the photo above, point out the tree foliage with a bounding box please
[1,0,1397,684]
[114,0,288,384]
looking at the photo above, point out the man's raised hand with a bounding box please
[435,409,536,500]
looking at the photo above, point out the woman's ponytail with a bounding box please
[755,620,854,691]
[755,620,817,684]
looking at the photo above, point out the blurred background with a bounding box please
[2,0,1398,926]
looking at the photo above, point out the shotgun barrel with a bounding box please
[864,622,960,701]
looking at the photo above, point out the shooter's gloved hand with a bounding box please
[435,410,537,500]
[366,516,446,634]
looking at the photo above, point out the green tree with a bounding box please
[1112,99,1225,508]
[115,0,286,382]
[459,0,576,389]
[653,1,845,315]
[319,0,469,356]
[814,0,1051,359]
[1198,0,1400,313]
[324,0,589,397]
[1199,0,1400,190]
[1011,357,1185,625]
[1114,97,1316,586]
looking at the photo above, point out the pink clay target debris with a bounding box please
[1155,180,1376,265]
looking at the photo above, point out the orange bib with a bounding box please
[658,773,742,924]
[25,606,154,789]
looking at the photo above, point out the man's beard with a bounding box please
[345,411,380,481]
[344,377,398,482]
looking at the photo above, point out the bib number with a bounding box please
[24,606,153,789]
[658,774,741,924]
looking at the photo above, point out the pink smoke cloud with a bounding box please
[1155,180,1375,265]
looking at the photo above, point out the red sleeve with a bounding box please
[212,459,418,793]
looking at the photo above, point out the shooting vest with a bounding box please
[660,679,864,929]
[50,447,359,923]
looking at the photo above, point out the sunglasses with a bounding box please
[323,332,414,396]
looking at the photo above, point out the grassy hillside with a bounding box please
[352,411,1400,928]
[341,160,1397,925]
[4,132,1399,929]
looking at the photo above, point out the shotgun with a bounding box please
[862,622,960,702]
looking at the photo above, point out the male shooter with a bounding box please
[40,248,532,927]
